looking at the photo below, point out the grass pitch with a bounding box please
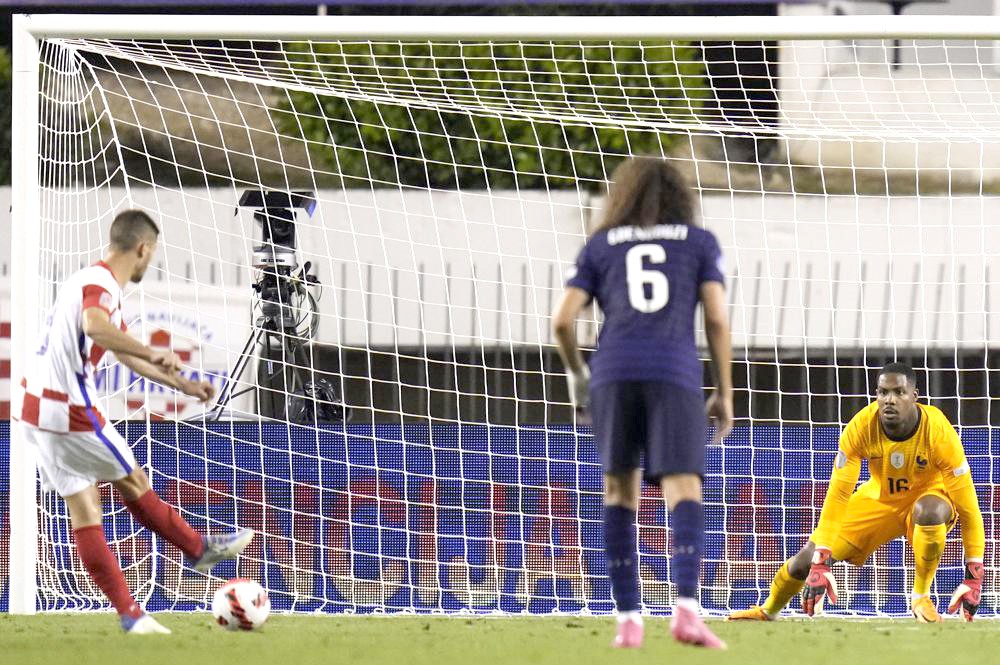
[2,614,998,665]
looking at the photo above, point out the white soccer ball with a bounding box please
[212,578,270,631]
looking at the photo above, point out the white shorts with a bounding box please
[16,420,138,497]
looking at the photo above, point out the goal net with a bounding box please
[7,14,999,617]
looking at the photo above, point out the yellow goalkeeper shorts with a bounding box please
[828,490,958,566]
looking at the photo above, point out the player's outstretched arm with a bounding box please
[82,307,181,371]
[552,287,591,412]
[940,432,986,621]
[116,352,216,403]
[946,484,984,621]
[700,281,732,443]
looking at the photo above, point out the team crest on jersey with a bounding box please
[916,455,928,470]
[890,451,905,469]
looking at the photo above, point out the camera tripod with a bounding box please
[207,316,309,422]
[204,188,325,422]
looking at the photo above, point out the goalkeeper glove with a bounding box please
[801,547,839,617]
[948,561,984,622]
[566,365,590,413]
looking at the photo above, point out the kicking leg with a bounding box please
[115,467,253,572]
[114,468,253,572]
[115,467,203,559]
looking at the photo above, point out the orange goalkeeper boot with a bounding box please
[726,606,774,621]
[912,596,943,623]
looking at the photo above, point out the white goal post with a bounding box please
[9,13,1000,617]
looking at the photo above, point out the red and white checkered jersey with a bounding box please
[13,261,127,433]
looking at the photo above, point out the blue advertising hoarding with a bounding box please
[1,421,995,616]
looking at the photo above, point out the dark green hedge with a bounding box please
[0,49,10,185]
[274,41,705,190]
[0,41,705,190]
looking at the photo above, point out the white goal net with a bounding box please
[7,15,999,616]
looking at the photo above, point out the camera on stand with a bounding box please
[242,190,316,331]
[207,190,350,424]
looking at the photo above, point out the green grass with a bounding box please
[2,614,998,665]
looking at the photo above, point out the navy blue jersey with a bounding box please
[566,223,725,390]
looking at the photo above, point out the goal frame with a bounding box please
[10,11,1000,615]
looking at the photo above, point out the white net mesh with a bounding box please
[22,29,1000,616]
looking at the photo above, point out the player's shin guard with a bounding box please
[762,561,805,616]
[670,501,704,600]
[912,523,947,597]
[74,525,142,620]
[604,505,641,613]
[125,489,204,559]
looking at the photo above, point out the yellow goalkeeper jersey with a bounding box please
[811,402,985,560]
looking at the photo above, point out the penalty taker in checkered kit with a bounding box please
[12,210,255,634]
[728,362,985,623]
[552,156,733,649]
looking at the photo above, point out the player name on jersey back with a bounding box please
[606,224,689,245]
[567,223,725,391]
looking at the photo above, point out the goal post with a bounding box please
[9,14,41,615]
[8,13,1000,617]
[19,13,1000,40]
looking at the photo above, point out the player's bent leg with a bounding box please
[114,465,151,500]
[114,466,254,571]
[909,494,952,623]
[115,467,205,560]
[66,486,146,627]
[727,543,812,620]
[604,470,644,648]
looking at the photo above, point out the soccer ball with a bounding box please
[212,578,270,631]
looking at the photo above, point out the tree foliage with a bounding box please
[274,41,705,190]
[0,49,11,185]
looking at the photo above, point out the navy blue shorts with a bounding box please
[590,381,707,482]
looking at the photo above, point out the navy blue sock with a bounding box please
[670,500,704,599]
[604,505,640,613]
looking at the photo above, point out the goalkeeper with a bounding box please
[729,362,984,623]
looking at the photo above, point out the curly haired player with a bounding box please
[553,157,732,649]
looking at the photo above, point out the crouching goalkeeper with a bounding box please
[729,362,984,623]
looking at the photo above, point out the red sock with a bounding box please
[124,489,204,559]
[74,525,142,619]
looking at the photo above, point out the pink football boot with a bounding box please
[612,616,644,648]
[670,604,727,649]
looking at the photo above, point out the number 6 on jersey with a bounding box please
[626,243,669,312]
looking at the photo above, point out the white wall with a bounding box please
[5,186,999,356]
